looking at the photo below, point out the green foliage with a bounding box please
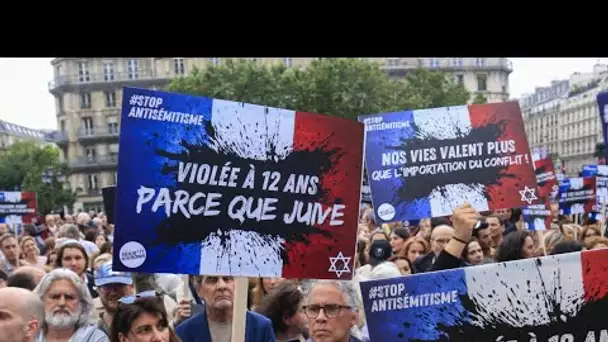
[472,93,488,104]
[0,141,76,214]
[167,58,471,120]
[595,142,606,158]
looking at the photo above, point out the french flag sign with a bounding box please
[360,249,608,341]
[112,87,364,280]
[359,102,539,222]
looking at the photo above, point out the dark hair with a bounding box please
[357,239,367,267]
[110,297,180,342]
[99,241,113,255]
[369,230,389,241]
[550,240,584,255]
[255,280,303,335]
[484,215,504,226]
[496,231,533,262]
[0,269,7,281]
[391,228,410,240]
[7,272,37,291]
[388,254,415,274]
[55,242,89,270]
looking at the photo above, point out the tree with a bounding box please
[167,58,471,120]
[0,141,76,214]
[595,142,606,164]
[472,93,488,104]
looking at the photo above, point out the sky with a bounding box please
[0,57,606,130]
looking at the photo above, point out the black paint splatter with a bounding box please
[146,113,343,266]
[387,110,517,202]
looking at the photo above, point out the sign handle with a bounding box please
[230,277,249,342]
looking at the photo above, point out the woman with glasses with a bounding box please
[110,291,181,342]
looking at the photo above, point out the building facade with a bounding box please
[48,57,513,210]
[521,63,608,176]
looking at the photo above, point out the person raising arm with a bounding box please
[431,203,480,271]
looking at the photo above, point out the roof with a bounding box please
[0,120,55,141]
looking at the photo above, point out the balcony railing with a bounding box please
[69,155,118,169]
[381,58,513,72]
[77,126,119,139]
[49,69,171,91]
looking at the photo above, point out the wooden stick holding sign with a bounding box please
[230,277,248,342]
[602,200,607,237]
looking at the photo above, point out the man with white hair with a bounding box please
[33,268,108,341]
[0,287,45,342]
[303,280,363,342]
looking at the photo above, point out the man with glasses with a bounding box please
[176,275,275,342]
[413,224,454,273]
[94,261,134,337]
[303,280,363,342]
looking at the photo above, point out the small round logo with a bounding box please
[377,203,396,221]
[119,241,147,268]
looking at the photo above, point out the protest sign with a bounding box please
[558,177,597,215]
[0,191,37,225]
[360,248,608,342]
[598,91,608,161]
[359,102,538,222]
[112,87,364,279]
[522,203,551,231]
[581,164,608,205]
[533,152,558,200]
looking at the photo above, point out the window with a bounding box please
[77,62,90,82]
[105,91,116,107]
[55,65,62,77]
[476,74,487,91]
[475,58,487,67]
[81,117,94,135]
[87,174,99,190]
[111,172,118,185]
[103,62,114,81]
[211,58,220,65]
[60,120,66,133]
[58,95,64,112]
[284,58,293,67]
[451,58,463,67]
[173,58,185,75]
[109,143,119,161]
[429,58,440,67]
[107,116,119,134]
[85,147,96,161]
[454,74,464,85]
[80,93,91,109]
[127,59,139,79]
[387,58,400,66]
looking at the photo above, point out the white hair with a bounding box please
[33,268,94,329]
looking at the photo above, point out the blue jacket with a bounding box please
[175,309,275,342]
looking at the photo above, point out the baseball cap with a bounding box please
[368,239,392,267]
[94,261,133,287]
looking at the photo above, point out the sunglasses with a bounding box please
[118,290,161,305]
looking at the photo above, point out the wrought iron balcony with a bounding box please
[69,155,118,169]
[77,126,119,140]
[49,69,171,93]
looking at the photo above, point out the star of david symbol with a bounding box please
[328,251,351,278]
[519,186,538,204]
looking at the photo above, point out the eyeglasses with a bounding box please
[118,290,161,305]
[302,304,352,318]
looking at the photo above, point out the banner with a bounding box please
[521,203,551,231]
[360,249,608,341]
[112,87,364,279]
[0,191,37,226]
[359,102,539,222]
[558,177,597,215]
[533,153,558,200]
[581,164,607,206]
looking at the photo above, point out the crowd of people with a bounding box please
[0,202,605,342]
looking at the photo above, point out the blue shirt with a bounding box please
[176,309,275,342]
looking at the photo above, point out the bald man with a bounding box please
[413,224,454,273]
[0,287,44,342]
[12,266,46,286]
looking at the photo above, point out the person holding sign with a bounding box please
[175,276,274,342]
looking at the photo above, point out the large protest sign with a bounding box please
[112,87,364,279]
[558,177,597,215]
[359,102,539,222]
[581,164,608,206]
[360,248,608,342]
[0,191,37,225]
